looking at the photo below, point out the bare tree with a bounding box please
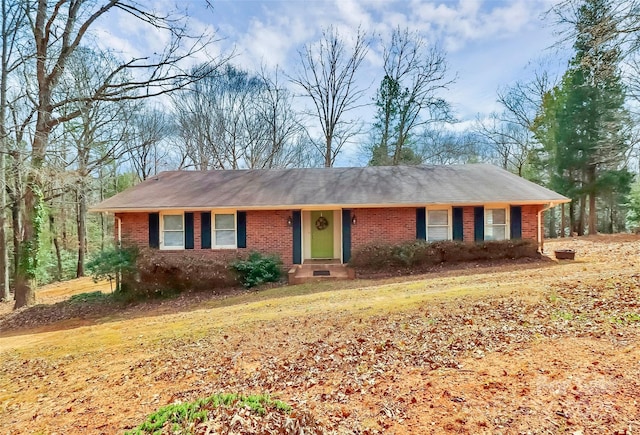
[291,26,369,167]
[370,27,454,166]
[415,128,480,165]
[14,0,225,308]
[474,69,555,176]
[59,48,136,277]
[253,66,309,168]
[175,64,310,170]
[0,0,28,300]
[127,107,173,181]
[174,64,264,170]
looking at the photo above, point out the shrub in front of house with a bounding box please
[231,252,283,288]
[349,239,539,273]
[86,246,138,292]
[123,248,241,298]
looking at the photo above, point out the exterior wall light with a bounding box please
[287,216,293,227]
[351,214,357,225]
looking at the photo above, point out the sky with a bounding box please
[207,0,570,117]
[95,0,572,165]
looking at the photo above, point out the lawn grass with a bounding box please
[1,236,639,434]
[0,258,583,360]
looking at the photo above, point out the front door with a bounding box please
[311,211,334,258]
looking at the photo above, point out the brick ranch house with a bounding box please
[91,164,569,269]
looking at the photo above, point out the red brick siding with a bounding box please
[116,210,294,266]
[462,206,476,242]
[522,204,542,244]
[459,205,540,244]
[246,210,293,266]
[116,212,148,246]
[351,207,416,252]
[115,204,544,268]
[193,212,202,249]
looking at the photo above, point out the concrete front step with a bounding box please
[288,264,356,285]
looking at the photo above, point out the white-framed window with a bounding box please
[427,208,451,242]
[161,213,184,249]
[485,208,508,241]
[213,212,236,249]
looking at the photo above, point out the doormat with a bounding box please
[313,270,331,276]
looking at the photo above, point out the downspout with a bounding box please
[114,214,123,292]
[538,203,555,253]
[115,215,122,248]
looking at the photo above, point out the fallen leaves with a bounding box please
[1,235,639,434]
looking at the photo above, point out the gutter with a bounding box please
[538,202,556,253]
[115,215,122,248]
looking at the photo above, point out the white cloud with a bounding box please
[91,0,565,130]
[407,0,550,52]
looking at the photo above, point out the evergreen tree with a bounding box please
[533,0,632,235]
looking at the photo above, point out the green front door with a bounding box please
[311,211,334,258]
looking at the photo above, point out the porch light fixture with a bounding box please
[287,216,293,227]
[351,214,357,225]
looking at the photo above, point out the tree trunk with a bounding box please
[76,184,87,277]
[0,148,8,301]
[50,215,62,281]
[61,191,68,250]
[10,152,21,281]
[561,203,566,238]
[587,166,597,235]
[14,182,37,308]
[548,207,557,238]
[324,135,332,168]
[100,170,105,251]
[569,201,576,235]
[577,194,586,236]
[0,0,11,301]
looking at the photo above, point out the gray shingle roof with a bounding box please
[91,164,569,212]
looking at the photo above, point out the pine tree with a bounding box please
[533,0,631,235]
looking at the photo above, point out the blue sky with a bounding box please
[95,0,571,163]
[204,0,569,117]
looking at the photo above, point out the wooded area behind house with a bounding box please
[1,0,639,308]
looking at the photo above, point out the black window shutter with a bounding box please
[474,206,484,242]
[342,209,351,263]
[201,212,211,249]
[510,206,522,239]
[453,207,464,241]
[149,212,160,248]
[237,211,247,248]
[185,212,194,249]
[292,210,302,264]
[416,207,426,240]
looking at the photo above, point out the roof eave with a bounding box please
[90,198,571,213]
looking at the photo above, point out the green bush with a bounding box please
[86,246,138,291]
[68,291,111,304]
[125,393,293,435]
[231,252,283,288]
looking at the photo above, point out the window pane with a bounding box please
[164,231,184,247]
[487,209,506,225]
[485,226,506,241]
[428,226,448,241]
[428,210,448,226]
[163,215,183,231]
[215,230,236,246]
[215,214,235,230]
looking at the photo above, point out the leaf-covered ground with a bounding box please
[1,235,639,434]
